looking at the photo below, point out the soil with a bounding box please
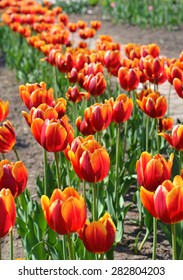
[1,4,183,260]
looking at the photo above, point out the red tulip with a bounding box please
[41,187,86,235]
[136,88,167,118]
[68,135,110,183]
[0,99,9,122]
[31,115,74,152]
[83,73,107,96]
[136,152,174,192]
[79,213,116,253]
[173,78,183,99]
[118,67,140,91]
[0,160,28,197]
[0,188,16,238]
[159,124,183,151]
[0,120,16,153]
[140,175,183,224]
[110,94,133,123]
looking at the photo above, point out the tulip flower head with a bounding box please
[136,152,174,192]
[41,187,86,235]
[140,175,183,224]
[0,120,16,153]
[31,115,74,152]
[0,188,16,238]
[0,160,28,197]
[0,99,9,122]
[79,213,116,254]
[68,135,110,183]
[110,94,133,123]
[159,124,183,151]
[118,67,140,91]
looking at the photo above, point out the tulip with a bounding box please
[124,43,141,60]
[0,160,28,197]
[110,94,133,123]
[140,175,183,224]
[31,115,74,152]
[118,67,140,91]
[68,22,78,33]
[83,73,107,96]
[41,187,86,235]
[0,120,16,153]
[136,89,167,118]
[140,44,160,58]
[173,78,183,99]
[136,152,174,192]
[158,117,174,133]
[90,21,101,31]
[0,188,16,238]
[79,213,116,254]
[22,98,67,127]
[166,64,183,85]
[68,135,110,183]
[0,99,9,122]
[19,81,54,110]
[159,124,183,151]
[65,86,89,103]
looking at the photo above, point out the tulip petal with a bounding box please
[154,185,170,223]
[140,186,157,218]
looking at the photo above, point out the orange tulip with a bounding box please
[68,22,78,33]
[173,78,183,99]
[124,43,141,60]
[166,63,183,85]
[66,86,89,103]
[41,187,86,235]
[118,67,140,91]
[90,21,101,31]
[83,73,107,96]
[136,89,167,118]
[140,43,160,58]
[158,117,174,133]
[76,100,112,135]
[19,81,54,110]
[140,55,166,84]
[22,98,67,127]
[68,135,110,183]
[159,124,183,151]
[140,175,183,224]
[0,188,16,238]
[31,115,74,152]
[136,152,174,192]
[79,213,116,254]
[0,120,16,153]
[0,99,9,122]
[104,50,122,73]
[0,160,28,197]
[110,94,133,123]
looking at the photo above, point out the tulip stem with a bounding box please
[54,152,61,189]
[115,123,120,212]
[146,116,149,151]
[66,234,74,260]
[66,160,71,186]
[1,153,5,160]
[171,223,177,260]
[92,182,97,220]
[43,149,48,196]
[152,217,157,260]
[53,66,58,100]
[10,230,13,260]
[13,146,20,161]
[156,119,160,153]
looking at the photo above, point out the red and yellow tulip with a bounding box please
[41,187,86,235]
[68,135,110,183]
[0,188,16,238]
[79,213,116,254]
[0,99,9,122]
[0,120,16,153]
[159,124,183,151]
[136,152,174,192]
[140,175,183,224]
[0,160,28,197]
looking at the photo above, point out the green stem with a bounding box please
[171,223,177,260]
[156,119,160,153]
[139,229,150,251]
[146,116,149,151]
[92,182,97,221]
[13,146,20,161]
[115,123,120,212]
[10,230,13,260]
[99,253,104,260]
[66,234,74,260]
[53,66,58,100]
[43,149,48,196]
[1,153,5,160]
[152,217,157,260]
[54,152,61,189]
[66,160,71,186]
[83,180,86,202]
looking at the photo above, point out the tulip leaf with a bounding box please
[23,231,39,258]
[31,241,49,260]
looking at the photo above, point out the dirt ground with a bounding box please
[1,4,183,260]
